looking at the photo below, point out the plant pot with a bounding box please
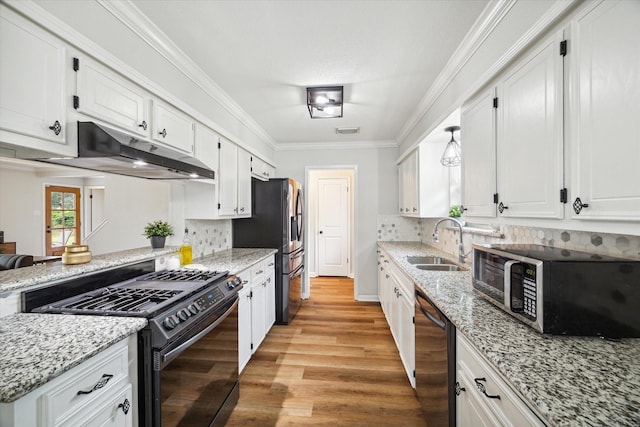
[150,236,166,249]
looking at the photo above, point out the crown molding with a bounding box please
[396,0,515,147]
[275,139,397,151]
[96,0,276,150]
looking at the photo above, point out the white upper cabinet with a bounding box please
[0,5,71,155]
[496,30,564,219]
[568,0,640,221]
[251,156,274,181]
[194,123,219,175]
[461,88,497,218]
[75,55,150,138]
[151,100,194,156]
[218,139,252,218]
[237,147,252,217]
[398,142,449,218]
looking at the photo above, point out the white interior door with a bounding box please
[318,177,349,276]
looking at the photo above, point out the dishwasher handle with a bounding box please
[415,288,445,330]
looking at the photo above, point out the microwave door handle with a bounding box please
[503,260,519,308]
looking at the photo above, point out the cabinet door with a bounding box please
[418,141,450,218]
[456,372,500,427]
[265,260,276,330]
[75,56,149,138]
[251,156,267,181]
[64,384,133,427]
[265,163,276,180]
[461,88,497,217]
[217,139,238,216]
[237,147,252,217]
[238,286,252,373]
[397,160,406,214]
[0,5,67,148]
[569,0,640,221]
[399,290,415,388]
[194,123,219,175]
[151,100,194,155]
[399,151,418,216]
[496,31,564,219]
[250,280,266,353]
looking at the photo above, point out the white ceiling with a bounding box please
[129,0,489,147]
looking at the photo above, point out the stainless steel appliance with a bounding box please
[36,121,215,180]
[472,243,640,338]
[23,263,243,427]
[414,285,455,427]
[233,177,304,324]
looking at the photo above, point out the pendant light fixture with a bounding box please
[440,125,461,167]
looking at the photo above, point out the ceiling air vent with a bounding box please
[336,127,360,135]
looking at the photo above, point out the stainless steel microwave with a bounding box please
[472,243,640,338]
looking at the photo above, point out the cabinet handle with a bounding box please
[234,207,238,213]
[268,262,274,267]
[262,282,267,287]
[498,202,509,214]
[461,205,468,212]
[412,207,417,212]
[240,207,245,213]
[117,398,131,415]
[138,120,148,130]
[159,128,167,138]
[76,373,114,395]
[455,381,466,396]
[474,377,501,400]
[385,274,390,279]
[48,120,62,136]
[573,197,589,215]
[256,270,263,274]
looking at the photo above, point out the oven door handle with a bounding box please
[504,260,518,308]
[415,288,445,330]
[161,298,238,367]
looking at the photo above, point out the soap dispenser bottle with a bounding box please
[180,228,192,265]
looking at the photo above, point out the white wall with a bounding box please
[276,146,397,300]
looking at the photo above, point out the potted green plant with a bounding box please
[449,205,465,225]
[143,220,174,249]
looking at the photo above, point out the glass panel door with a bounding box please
[45,185,81,256]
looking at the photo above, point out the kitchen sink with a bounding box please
[415,264,467,272]
[406,256,452,265]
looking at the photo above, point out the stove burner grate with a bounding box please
[139,270,222,282]
[60,287,183,313]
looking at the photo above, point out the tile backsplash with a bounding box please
[378,215,640,262]
[184,219,232,258]
[377,215,422,242]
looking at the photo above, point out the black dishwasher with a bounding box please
[414,285,456,427]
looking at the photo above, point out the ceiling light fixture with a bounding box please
[307,86,343,119]
[440,125,461,167]
[336,127,360,135]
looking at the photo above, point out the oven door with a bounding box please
[152,298,239,427]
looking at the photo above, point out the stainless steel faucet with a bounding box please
[432,217,467,264]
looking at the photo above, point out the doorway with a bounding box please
[45,185,81,255]
[306,167,356,299]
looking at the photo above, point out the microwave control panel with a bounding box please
[523,264,537,319]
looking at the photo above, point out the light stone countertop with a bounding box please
[0,313,147,403]
[378,241,640,427]
[0,246,178,293]
[0,246,276,404]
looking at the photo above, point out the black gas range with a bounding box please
[23,260,243,427]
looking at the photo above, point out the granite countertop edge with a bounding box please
[378,241,640,427]
[0,314,147,403]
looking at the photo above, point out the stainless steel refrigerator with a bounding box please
[232,178,304,324]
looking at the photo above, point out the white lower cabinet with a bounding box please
[377,248,415,388]
[0,337,136,427]
[456,332,546,427]
[237,256,276,373]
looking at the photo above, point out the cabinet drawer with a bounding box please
[61,383,133,427]
[40,341,129,426]
[250,260,266,284]
[457,334,545,427]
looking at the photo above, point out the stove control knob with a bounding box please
[226,280,235,290]
[163,316,178,330]
[177,309,190,321]
[188,303,200,315]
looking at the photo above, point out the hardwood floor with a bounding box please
[226,276,427,426]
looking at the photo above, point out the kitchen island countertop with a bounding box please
[379,241,640,427]
[0,313,147,403]
[0,246,178,293]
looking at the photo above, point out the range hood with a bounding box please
[36,122,215,179]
